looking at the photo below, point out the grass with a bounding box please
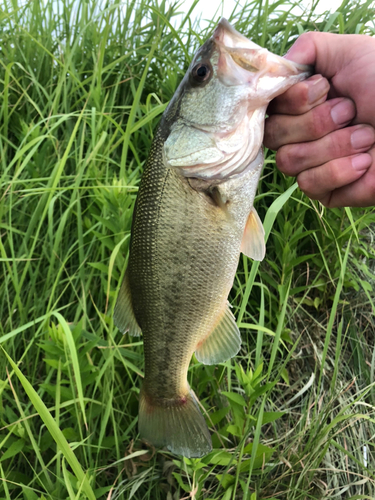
[1,0,375,498]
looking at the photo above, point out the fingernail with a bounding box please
[351,153,372,171]
[331,99,355,125]
[308,77,329,104]
[351,127,375,149]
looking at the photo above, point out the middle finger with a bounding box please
[264,97,356,150]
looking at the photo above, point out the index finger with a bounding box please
[267,74,329,115]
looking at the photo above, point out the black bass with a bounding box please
[114,19,310,458]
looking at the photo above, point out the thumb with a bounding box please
[284,32,344,79]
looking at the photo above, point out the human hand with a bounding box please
[264,32,375,207]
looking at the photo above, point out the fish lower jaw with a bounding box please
[169,109,265,181]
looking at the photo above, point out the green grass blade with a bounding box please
[52,312,87,429]
[1,348,96,500]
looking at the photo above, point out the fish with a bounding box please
[114,18,311,458]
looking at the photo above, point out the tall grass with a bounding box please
[1,0,375,498]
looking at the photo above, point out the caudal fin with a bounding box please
[139,387,212,458]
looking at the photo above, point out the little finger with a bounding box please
[297,153,372,200]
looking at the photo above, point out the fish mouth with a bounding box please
[213,18,312,88]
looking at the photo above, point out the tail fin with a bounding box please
[139,387,212,458]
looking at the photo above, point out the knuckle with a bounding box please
[283,82,310,113]
[327,134,345,158]
[319,194,333,207]
[297,167,327,200]
[276,146,296,175]
[296,170,312,194]
[327,160,341,186]
[264,116,288,150]
[309,106,330,138]
[263,117,278,149]
[277,144,307,175]
[296,82,310,110]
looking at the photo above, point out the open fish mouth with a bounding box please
[213,18,311,88]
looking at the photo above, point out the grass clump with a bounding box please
[1,0,375,498]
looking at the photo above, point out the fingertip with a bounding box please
[296,153,374,204]
[330,98,356,126]
[307,75,330,105]
[351,153,372,172]
[284,32,318,66]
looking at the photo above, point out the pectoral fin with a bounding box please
[195,303,241,365]
[113,271,142,336]
[240,207,265,261]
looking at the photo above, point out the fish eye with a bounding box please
[191,62,212,84]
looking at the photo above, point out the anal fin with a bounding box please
[113,271,142,336]
[195,303,241,365]
[240,207,265,261]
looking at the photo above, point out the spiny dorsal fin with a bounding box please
[113,271,142,336]
[195,303,241,365]
[240,207,265,261]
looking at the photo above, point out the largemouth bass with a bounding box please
[114,19,310,458]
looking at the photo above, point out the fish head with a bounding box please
[164,18,312,180]
[213,18,312,100]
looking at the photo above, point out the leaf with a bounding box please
[52,312,87,428]
[280,367,290,386]
[244,442,275,456]
[222,485,234,500]
[222,391,246,407]
[1,439,25,461]
[262,411,285,425]
[172,472,190,493]
[226,424,242,437]
[44,359,61,369]
[62,427,79,441]
[205,451,234,466]
[314,297,321,309]
[209,406,230,425]
[216,473,235,490]
[241,443,275,470]
[252,362,263,382]
[87,262,108,274]
[22,487,39,500]
[360,279,372,292]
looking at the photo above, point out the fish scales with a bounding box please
[131,126,246,397]
[114,18,311,457]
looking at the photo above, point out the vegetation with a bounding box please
[1,0,375,498]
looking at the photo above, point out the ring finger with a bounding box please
[276,124,375,176]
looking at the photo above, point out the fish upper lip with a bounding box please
[213,17,261,50]
[213,17,312,79]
